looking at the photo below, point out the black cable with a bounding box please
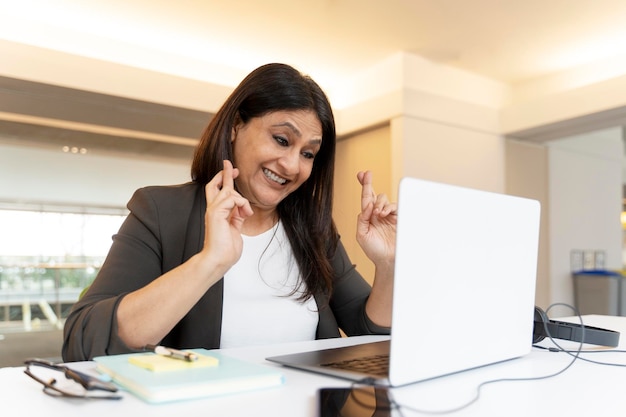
[534,344,626,367]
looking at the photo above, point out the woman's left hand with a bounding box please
[355,171,397,267]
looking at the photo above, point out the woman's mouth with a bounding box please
[263,168,287,185]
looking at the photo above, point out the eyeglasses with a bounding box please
[24,358,122,400]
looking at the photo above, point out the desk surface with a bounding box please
[3,315,626,416]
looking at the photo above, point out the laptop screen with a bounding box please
[389,177,540,386]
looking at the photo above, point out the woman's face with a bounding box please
[231,109,322,213]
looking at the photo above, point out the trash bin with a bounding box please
[572,270,625,316]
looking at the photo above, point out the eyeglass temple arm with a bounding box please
[64,368,118,392]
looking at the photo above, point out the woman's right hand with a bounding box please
[117,160,253,349]
[201,160,254,272]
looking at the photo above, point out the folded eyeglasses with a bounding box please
[24,358,122,400]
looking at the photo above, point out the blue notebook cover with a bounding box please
[93,349,284,404]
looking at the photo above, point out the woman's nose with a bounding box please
[278,149,300,174]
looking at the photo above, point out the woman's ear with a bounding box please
[231,126,237,142]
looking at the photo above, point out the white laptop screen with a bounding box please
[389,177,540,386]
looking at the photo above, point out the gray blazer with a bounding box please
[62,182,389,361]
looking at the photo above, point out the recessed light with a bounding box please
[62,146,88,154]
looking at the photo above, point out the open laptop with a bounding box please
[266,176,541,387]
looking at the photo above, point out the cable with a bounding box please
[349,303,585,415]
[535,343,626,367]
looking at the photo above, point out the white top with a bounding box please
[220,221,318,348]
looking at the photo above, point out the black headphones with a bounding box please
[533,306,620,347]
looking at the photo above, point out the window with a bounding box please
[0,207,126,331]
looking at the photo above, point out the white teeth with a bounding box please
[263,168,287,184]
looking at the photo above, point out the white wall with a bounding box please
[370,54,626,316]
[0,142,190,209]
[547,128,624,312]
[339,53,506,196]
[395,116,505,193]
[505,140,550,308]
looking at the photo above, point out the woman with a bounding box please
[62,63,396,361]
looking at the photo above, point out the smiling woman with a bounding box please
[62,63,396,362]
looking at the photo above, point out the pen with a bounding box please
[145,344,198,362]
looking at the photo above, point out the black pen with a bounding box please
[145,344,198,362]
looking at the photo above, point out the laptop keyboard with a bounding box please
[320,353,389,376]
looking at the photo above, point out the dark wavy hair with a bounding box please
[191,63,338,301]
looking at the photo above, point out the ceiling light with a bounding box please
[62,146,88,154]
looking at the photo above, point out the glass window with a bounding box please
[0,208,126,331]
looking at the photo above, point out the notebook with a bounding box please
[266,176,541,387]
[94,349,284,403]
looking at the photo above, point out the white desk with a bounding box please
[2,315,626,416]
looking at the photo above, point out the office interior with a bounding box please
[1,1,625,367]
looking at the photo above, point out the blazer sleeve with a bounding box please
[62,185,194,361]
[327,240,391,336]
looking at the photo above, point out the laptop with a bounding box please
[266,176,541,387]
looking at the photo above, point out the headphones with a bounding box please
[533,306,620,347]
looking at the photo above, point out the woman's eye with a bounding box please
[273,135,288,146]
[302,151,315,160]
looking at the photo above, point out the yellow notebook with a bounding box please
[128,352,219,372]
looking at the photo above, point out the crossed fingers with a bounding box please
[205,160,253,220]
[358,171,396,218]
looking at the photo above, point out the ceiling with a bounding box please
[5,0,626,85]
[3,0,626,159]
[0,76,208,161]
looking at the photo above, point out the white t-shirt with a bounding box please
[220,221,319,348]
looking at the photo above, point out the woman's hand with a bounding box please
[356,170,397,328]
[355,171,397,267]
[201,160,254,271]
[117,160,253,348]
